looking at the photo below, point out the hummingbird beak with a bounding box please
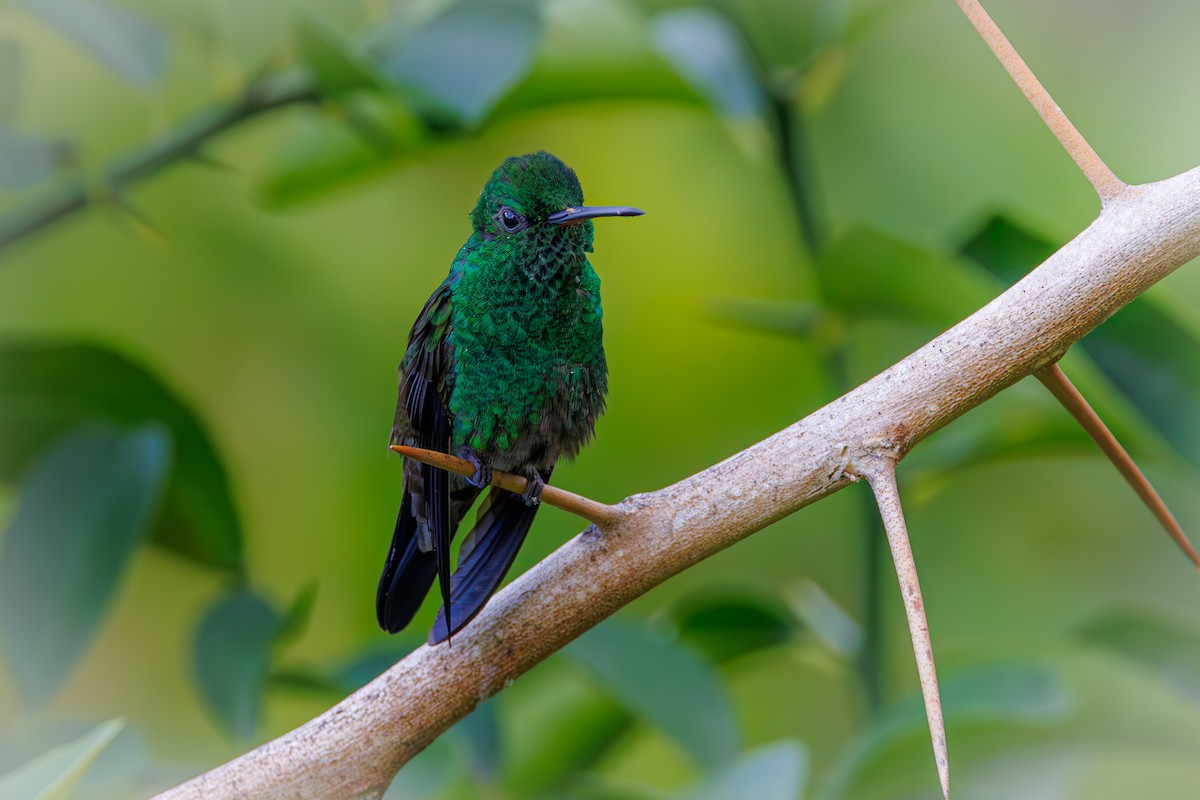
[545,206,644,226]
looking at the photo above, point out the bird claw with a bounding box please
[521,472,545,506]
[457,449,492,488]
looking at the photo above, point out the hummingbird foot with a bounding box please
[456,447,493,488]
[519,471,545,506]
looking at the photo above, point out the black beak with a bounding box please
[546,205,644,226]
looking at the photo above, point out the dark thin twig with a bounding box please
[0,72,320,254]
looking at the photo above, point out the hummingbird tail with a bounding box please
[428,469,552,644]
[376,490,438,633]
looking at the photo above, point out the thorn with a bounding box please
[1036,363,1200,570]
[185,148,236,172]
[105,193,166,245]
[389,445,619,529]
[866,465,950,799]
[953,0,1124,203]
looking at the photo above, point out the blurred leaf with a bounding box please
[193,586,282,741]
[0,719,124,800]
[787,578,861,658]
[295,14,385,96]
[497,0,699,115]
[372,0,541,128]
[818,227,994,327]
[904,402,1092,496]
[797,43,848,115]
[0,425,170,709]
[710,297,825,339]
[505,672,632,796]
[959,214,1057,283]
[564,776,669,800]
[1078,610,1200,704]
[19,0,166,88]
[961,214,1200,470]
[259,122,378,207]
[0,40,20,123]
[268,666,346,696]
[819,660,1073,800]
[718,0,817,74]
[1080,298,1200,470]
[566,618,739,769]
[453,698,501,783]
[0,128,66,189]
[384,735,460,800]
[276,581,318,647]
[676,740,807,800]
[0,342,243,571]
[651,8,763,118]
[670,589,797,663]
[336,646,407,690]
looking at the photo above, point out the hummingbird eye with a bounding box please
[496,206,527,233]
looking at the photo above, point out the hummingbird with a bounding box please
[377,151,643,643]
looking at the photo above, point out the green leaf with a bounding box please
[676,740,808,800]
[193,586,282,741]
[709,297,825,339]
[0,719,124,800]
[453,698,501,783]
[904,400,1093,493]
[0,40,21,123]
[336,646,408,691]
[504,669,632,796]
[670,589,797,663]
[276,581,318,647]
[495,0,699,116]
[295,14,385,96]
[566,618,739,769]
[257,95,427,209]
[0,342,243,571]
[0,128,66,189]
[0,425,170,709]
[817,227,994,327]
[268,666,346,696]
[19,0,166,88]
[959,214,1057,284]
[819,660,1073,800]
[961,214,1200,470]
[1079,297,1200,470]
[1078,610,1200,703]
[373,0,542,128]
[651,8,763,118]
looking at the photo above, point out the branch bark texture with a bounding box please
[153,166,1200,799]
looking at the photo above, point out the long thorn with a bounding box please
[390,445,619,528]
[954,0,1125,203]
[1036,363,1200,570]
[867,465,949,800]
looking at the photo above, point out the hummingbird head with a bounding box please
[469,151,642,254]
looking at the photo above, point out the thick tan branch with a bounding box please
[865,464,948,800]
[1035,364,1200,568]
[152,164,1200,800]
[954,0,1125,202]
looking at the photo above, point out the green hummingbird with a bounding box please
[377,151,643,643]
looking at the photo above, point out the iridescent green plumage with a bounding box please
[377,151,641,642]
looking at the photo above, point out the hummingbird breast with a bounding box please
[447,238,608,472]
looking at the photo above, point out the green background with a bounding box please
[2,0,1200,797]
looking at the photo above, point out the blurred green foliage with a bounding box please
[2,0,1200,798]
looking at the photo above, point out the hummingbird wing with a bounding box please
[428,468,552,643]
[377,267,469,634]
